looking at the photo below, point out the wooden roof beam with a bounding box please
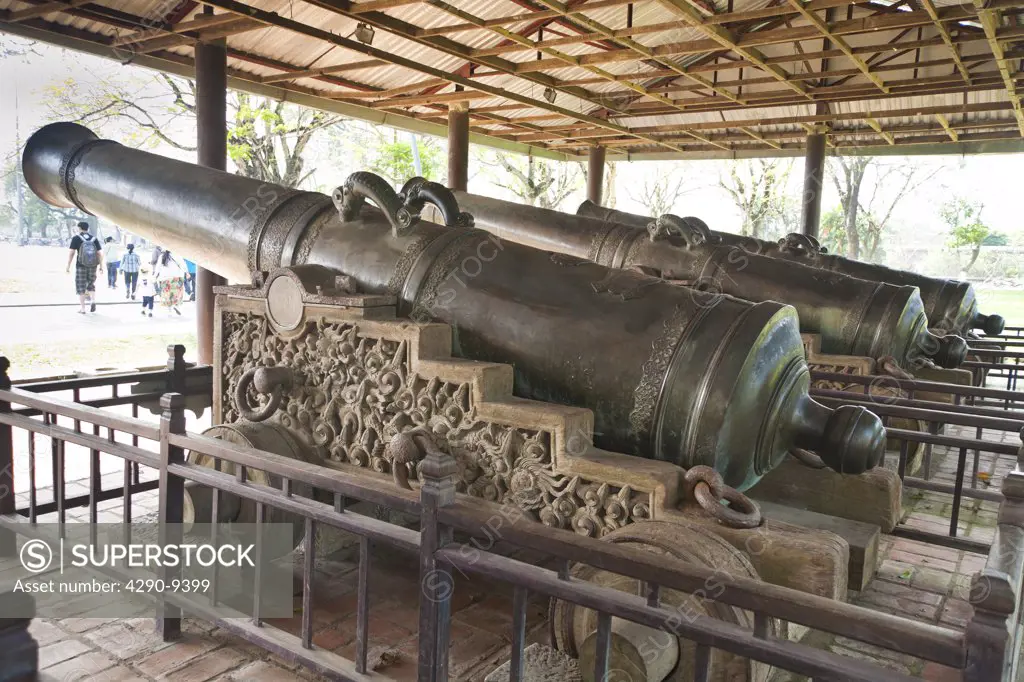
[349,0,423,13]
[259,59,389,83]
[369,90,495,108]
[202,0,703,155]
[653,0,811,99]
[303,0,618,116]
[974,2,1024,136]
[7,0,91,22]
[128,18,264,53]
[109,10,240,45]
[864,115,895,143]
[935,113,959,142]
[526,0,753,103]
[423,0,739,148]
[918,0,971,84]
[417,0,629,37]
[738,127,784,149]
[786,0,889,93]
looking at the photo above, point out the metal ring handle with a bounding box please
[692,481,763,529]
[233,366,291,422]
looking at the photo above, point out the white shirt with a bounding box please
[102,243,121,262]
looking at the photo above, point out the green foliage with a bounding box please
[941,197,1000,274]
[718,159,792,239]
[364,132,444,186]
[1,164,83,240]
[819,205,870,256]
[942,198,989,249]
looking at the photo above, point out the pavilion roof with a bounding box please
[3,0,1023,159]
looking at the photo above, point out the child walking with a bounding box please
[139,271,156,317]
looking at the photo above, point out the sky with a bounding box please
[2,36,1023,254]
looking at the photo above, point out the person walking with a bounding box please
[139,270,155,317]
[65,221,104,314]
[103,237,121,289]
[154,250,185,316]
[120,243,141,299]
[183,259,197,302]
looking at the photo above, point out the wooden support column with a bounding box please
[587,145,607,206]
[447,101,470,192]
[195,8,228,366]
[800,131,827,239]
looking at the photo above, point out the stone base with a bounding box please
[749,457,902,533]
[485,643,582,682]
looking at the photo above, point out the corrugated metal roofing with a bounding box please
[1,0,1022,158]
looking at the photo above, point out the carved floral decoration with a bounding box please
[221,311,649,537]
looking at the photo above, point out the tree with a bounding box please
[829,157,944,261]
[357,128,445,187]
[479,151,583,209]
[942,198,997,274]
[829,156,870,259]
[603,161,618,209]
[718,159,792,239]
[0,161,86,241]
[44,73,343,188]
[628,164,694,217]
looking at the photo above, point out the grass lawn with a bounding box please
[4,332,197,381]
[976,289,1024,328]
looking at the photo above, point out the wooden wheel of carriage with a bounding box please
[184,421,318,554]
[551,520,774,682]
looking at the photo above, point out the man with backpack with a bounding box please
[65,221,104,314]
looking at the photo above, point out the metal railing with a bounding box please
[812,369,1023,552]
[2,363,1024,681]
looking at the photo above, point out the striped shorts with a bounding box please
[75,264,98,295]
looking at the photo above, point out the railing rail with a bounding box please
[3,359,1024,681]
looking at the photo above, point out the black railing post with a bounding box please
[157,392,186,641]
[417,440,458,682]
[0,357,15,558]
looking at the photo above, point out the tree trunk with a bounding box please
[845,172,863,260]
[966,244,982,273]
[604,162,617,209]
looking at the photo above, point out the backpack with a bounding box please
[78,234,100,268]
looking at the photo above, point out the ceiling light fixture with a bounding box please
[355,22,375,45]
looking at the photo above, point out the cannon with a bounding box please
[577,200,1004,337]
[447,189,968,370]
[23,122,886,491]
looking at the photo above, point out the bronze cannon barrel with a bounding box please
[451,190,967,370]
[578,200,1003,337]
[23,122,885,490]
